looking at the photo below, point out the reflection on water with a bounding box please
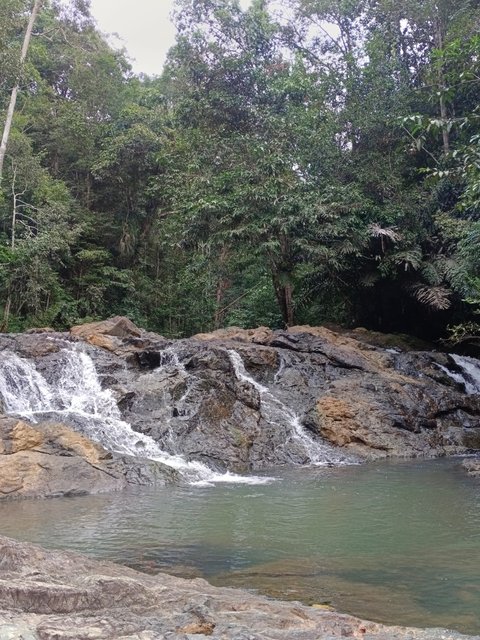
[0,458,479,634]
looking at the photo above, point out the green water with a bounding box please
[0,458,479,634]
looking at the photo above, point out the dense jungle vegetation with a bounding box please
[0,0,479,342]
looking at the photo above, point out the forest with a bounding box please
[0,0,479,342]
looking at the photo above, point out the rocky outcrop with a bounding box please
[0,415,177,499]
[0,535,474,640]
[69,316,169,363]
[1,318,479,476]
[110,322,480,470]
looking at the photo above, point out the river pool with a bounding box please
[0,458,479,635]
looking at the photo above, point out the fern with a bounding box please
[410,284,452,310]
[368,223,401,242]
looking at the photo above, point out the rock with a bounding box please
[0,418,44,454]
[71,316,142,340]
[347,327,434,351]
[24,327,56,334]
[0,416,176,500]
[194,326,274,343]
[1,322,480,473]
[69,317,170,363]
[0,535,474,640]
[462,458,480,477]
[0,333,66,358]
[111,326,480,469]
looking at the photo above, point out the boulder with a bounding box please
[70,316,142,340]
[0,535,474,640]
[69,317,170,362]
[0,416,176,499]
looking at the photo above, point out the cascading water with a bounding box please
[450,354,480,395]
[439,354,480,395]
[0,346,271,486]
[228,349,358,466]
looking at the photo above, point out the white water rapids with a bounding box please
[0,346,272,486]
[449,354,480,394]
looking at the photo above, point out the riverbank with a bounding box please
[0,534,476,640]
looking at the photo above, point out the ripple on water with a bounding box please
[0,458,479,635]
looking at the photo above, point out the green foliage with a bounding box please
[1,0,480,339]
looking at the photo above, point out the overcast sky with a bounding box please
[89,0,253,76]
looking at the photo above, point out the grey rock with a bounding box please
[1,320,480,475]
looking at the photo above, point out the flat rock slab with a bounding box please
[0,536,475,640]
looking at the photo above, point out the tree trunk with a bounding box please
[11,190,17,250]
[434,13,450,155]
[0,0,43,186]
[214,246,230,329]
[1,294,12,332]
[272,270,294,327]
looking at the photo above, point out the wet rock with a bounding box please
[0,416,176,500]
[2,319,480,473]
[0,536,475,640]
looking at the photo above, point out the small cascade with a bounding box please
[0,347,271,486]
[447,354,480,395]
[158,346,187,373]
[228,349,357,466]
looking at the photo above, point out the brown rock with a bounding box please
[0,417,43,454]
[0,417,176,500]
[0,444,125,499]
[194,326,273,344]
[71,316,142,341]
[0,416,177,500]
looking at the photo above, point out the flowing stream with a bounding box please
[0,458,478,635]
[447,355,480,395]
[1,344,480,633]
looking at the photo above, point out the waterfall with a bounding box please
[440,354,480,395]
[0,347,271,486]
[228,349,358,466]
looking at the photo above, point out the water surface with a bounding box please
[1,458,479,634]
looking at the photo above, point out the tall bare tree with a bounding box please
[0,0,42,186]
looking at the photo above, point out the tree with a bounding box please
[0,0,42,185]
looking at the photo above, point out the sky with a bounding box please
[89,0,253,76]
